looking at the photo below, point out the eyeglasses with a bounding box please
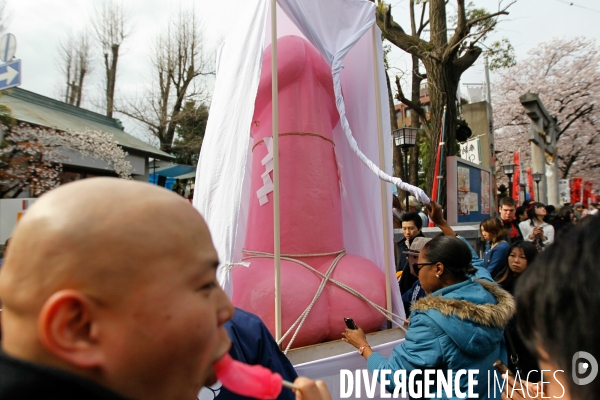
[412,261,437,273]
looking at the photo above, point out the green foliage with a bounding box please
[464,3,496,41]
[485,38,517,70]
[172,101,209,166]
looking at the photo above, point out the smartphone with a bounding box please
[493,359,514,377]
[344,317,358,330]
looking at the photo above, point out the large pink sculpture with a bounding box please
[232,36,386,349]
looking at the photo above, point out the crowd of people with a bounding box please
[0,178,598,400]
[379,194,600,399]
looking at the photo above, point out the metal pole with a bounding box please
[484,57,492,106]
[536,181,540,202]
[508,175,513,199]
[270,0,282,343]
[404,149,410,211]
[371,25,393,328]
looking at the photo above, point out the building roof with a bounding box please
[1,88,173,160]
[153,164,196,178]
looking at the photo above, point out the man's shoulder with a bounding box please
[0,352,126,400]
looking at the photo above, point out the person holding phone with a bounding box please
[343,201,513,399]
[519,203,554,251]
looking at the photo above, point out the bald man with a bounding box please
[0,178,330,400]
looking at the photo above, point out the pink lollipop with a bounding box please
[214,354,286,399]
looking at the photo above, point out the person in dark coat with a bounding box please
[499,197,523,243]
[503,216,600,399]
[200,308,298,400]
[397,212,425,294]
[400,237,431,316]
[494,241,540,381]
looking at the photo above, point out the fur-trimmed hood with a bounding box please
[410,279,514,356]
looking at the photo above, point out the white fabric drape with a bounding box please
[192,0,268,297]
[194,0,417,333]
[277,0,430,203]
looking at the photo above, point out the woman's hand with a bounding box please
[342,326,368,349]
[500,374,544,399]
[426,201,445,226]
[426,200,457,236]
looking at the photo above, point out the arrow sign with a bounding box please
[0,59,20,90]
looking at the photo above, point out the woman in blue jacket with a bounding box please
[343,202,513,400]
[481,217,510,277]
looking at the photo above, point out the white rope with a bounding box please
[330,68,431,205]
[242,249,408,353]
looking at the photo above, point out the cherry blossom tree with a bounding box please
[0,123,132,198]
[493,37,600,188]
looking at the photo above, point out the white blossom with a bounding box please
[492,37,600,188]
[1,123,133,198]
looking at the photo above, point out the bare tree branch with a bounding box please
[92,0,133,118]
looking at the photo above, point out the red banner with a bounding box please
[512,153,521,202]
[571,178,583,204]
[583,181,593,207]
[527,169,534,201]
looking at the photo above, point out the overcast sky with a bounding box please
[7,0,600,144]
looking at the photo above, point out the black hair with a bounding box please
[495,241,538,284]
[401,212,422,230]
[420,236,476,280]
[392,195,402,210]
[526,202,546,225]
[516,205,526,219]
[515,215,600,399]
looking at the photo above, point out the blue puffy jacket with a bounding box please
[368,238,514,399]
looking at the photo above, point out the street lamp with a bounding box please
[393,126,418,211]
[532,172,543,201]
[502,162,516,199]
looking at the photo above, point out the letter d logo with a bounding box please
[572,351,598,385]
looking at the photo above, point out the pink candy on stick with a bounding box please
[214,354,288,399]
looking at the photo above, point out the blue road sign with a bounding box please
[0,58,20,91]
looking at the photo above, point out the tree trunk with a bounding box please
[386,67,403,180]
[423,57,459,208]
[409,54,422,187]
[106,44,119,119]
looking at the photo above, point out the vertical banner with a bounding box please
[558,179,571,205]
[583,181,593,207]
[527,168,534,201]
[571,178,583,204]
[512,152,521,202]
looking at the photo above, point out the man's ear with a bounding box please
[38,290,104,369]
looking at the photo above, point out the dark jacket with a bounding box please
[502,219,523,243]
[397,231,425,294]
[0,351,127,400]
[498,273,541,381]
[214,308,298,400]
[401,280,426,316]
